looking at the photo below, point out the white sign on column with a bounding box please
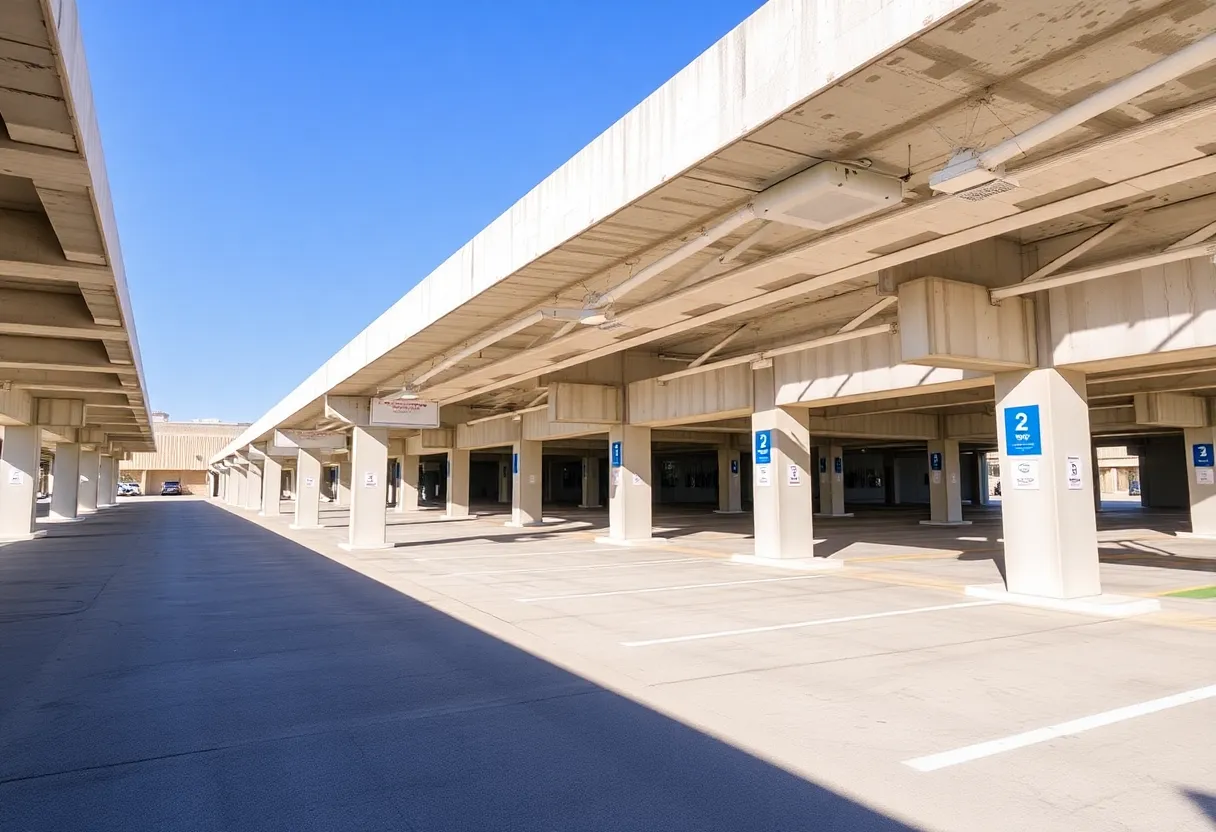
[369,398,441,428]
[1065,456,1084,490]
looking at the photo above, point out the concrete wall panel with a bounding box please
[775,331,987,407]
[899,277,1036,371]
[629,364,753,426]
[1050,257,1216,371]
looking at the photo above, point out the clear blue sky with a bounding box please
[77,0,767,423]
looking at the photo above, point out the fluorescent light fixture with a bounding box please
[383,383,420,401]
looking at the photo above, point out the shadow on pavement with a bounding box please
[0,500,920,831]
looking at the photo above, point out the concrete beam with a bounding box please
[0,368,125,393]
[899,277,1036,372]
[629,363,754,427]
[323,395,370,426]
[1134,392,1209,428]
[0,384,33,425]
[34,397,84,427]
[548,382,621,424]
[0,334,132,374]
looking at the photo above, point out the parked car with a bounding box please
[118,482,141,496]
[160,481,183,496]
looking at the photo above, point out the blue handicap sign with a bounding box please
[754,430,772,465]
[512,453,519,475]
[1194,443,1215,468]
[1003,405,1042,456]
[730,459,739,475]
[610,441,622,468]
[930,452,942,471]
[834,456,842,475]
[819,457,826,474]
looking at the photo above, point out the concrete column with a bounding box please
[580,456,601,508]
[445,449,470,518]
[336,460,351,506]
[343,426,389,550]
[260,454,283,517]
[603,424,654,544]
[510,439,543,526]
[924,439,967,525]
[389,455,405,512]
[50,444,81,521]
[750,367,814,560]
[244,462,263,511]
[972,452,990,506]
[292,449,323,529]
[0,425,42,540]
[1183,426,1216,537]
[397,454,419,512]
[816,444,850,517]
[98,456,115,507]
[497,456,511,504]
[78,448,100,514]
[716,447,743,513]
[994,368,1100,599]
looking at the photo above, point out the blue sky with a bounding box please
[77,0,767,423]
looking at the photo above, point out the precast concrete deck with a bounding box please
[2,497,1215,831]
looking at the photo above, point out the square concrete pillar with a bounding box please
[580,456,601,508]
[50,444,81,521]
[260,454,283,517]
[716,447,743,513]
[396,454,419,513]
[601,424,655,545]
[923,439,968,525]
[98,456,116,507]
[497,456,511,504]
[336,460,351,506]
[816,444,851,517]
[244,462,263,511]
[445,449,470,519]
[388,455,404,511]
[292,449,323,529]
[1183,426,1216,537]
[342,426,389,551]
[0,425,43,540]
[992,369,1100,599]
[747,367,816,561]
[510,439,543,527]
[78,448,100,514]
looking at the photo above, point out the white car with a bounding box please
[118,482,141,496]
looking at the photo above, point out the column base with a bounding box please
[44,514,84,523]
[730,554,843,571]
[814,512,854,519]
[338,541,392,552]
[965,583,1160,617]
[0,530,47,542]
[594,536,668,547]
[504,521,547,528]
[713,509,746,515]
[919,519,973,527]
[440,514,475,522]
[578,503,602,509]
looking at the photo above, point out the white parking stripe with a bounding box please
[414,548,598,562]
[439,557,706,577]
[621,600,997,647]
[904,683,1216,772]
[517,575,825,602]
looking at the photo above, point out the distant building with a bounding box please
[120,417,249,495]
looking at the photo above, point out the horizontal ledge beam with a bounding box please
[0,258,113,287]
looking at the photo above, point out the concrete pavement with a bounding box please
[0,498,917,831]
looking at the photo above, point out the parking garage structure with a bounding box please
[0,0,155,539]
[214,0,1216,617]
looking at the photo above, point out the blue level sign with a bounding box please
[819,457,827,474]
[1194,443,1215,468]
[834,456,843,475]
[1003,405,1042,456]
[512,453,519,475]
[730,459,739,475]
[930,452,943,471]
[610,441,622,468]
[754,430,772,465]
